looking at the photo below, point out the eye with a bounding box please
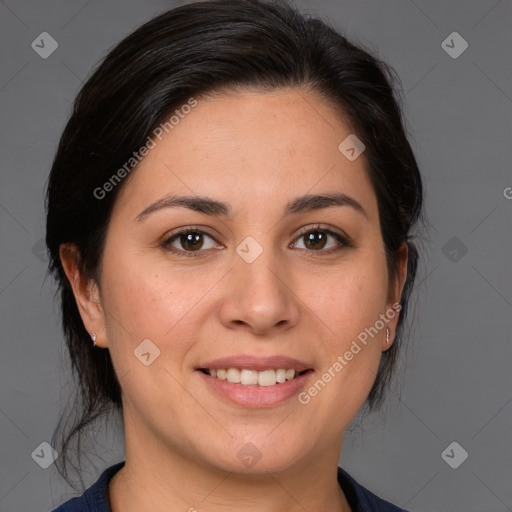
[291,225,351,254]
[162,224,352,259]
[162,228,221,258]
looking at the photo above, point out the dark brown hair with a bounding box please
[45,0,424,489]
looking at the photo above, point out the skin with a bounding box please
[60,88,408,512]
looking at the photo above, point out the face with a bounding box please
[65,88,406,475]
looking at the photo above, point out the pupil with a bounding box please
[182,233,202,250]
[305,231,326,250]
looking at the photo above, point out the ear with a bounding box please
[383,241,408,349]
[59,243,108,348]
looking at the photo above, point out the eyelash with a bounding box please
[162,224,353,259]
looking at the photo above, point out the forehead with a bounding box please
[112,89,378,222]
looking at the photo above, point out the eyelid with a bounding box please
[163,225,222,242]
[293,223,351,243]
[164,223,350,242]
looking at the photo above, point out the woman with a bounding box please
[46,0,423,510]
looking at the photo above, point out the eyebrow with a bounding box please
[135,192,368,221]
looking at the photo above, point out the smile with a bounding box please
[199,368,308,386]
[197,368,314,408]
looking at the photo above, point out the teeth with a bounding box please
[240,369,258,385]
[285,369,295,380]
[206,368,301,386]
[258,369,276,387]
[276,369,287,383]
[226,368,241,383]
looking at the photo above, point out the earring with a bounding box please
[91,333,97,346]
[386,328,391,346]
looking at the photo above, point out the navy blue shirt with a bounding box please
[51,461,409,511]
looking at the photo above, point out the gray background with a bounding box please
[1,0,511,511]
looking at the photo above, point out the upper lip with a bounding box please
[197,355,314,372]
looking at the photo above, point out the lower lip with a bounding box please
[197,370,313,408]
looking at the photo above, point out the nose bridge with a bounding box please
[235,233,286,302]
[219,232,300,334]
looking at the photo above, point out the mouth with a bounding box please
[195,355,314,408]
[198,368,311,386]
[195,354,315,408]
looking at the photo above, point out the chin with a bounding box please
[194,431,310,476]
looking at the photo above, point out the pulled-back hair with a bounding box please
[45,0,424,489]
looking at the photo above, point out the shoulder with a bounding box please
[337,466,410,512]
[49,461,125,512]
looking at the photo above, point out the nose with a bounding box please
[218,245,301,336]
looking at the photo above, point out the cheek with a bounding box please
[311,253,389,341]
[98,253,205,412]
[302,251,388,412]
[99,245,220,363]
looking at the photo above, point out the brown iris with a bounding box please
[302,231,328,250]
